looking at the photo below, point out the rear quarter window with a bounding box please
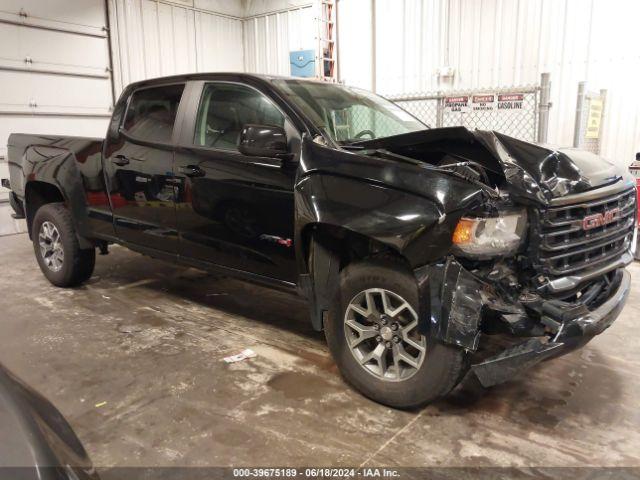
[123,84,185,143]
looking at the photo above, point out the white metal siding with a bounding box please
[243,5,315,76]
[108,0,244,96]
[338,0,640,167]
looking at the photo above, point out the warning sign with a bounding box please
[472,94,496,111]
[444,95,470,113]
[497,93,524,110]
[585,98,603,139]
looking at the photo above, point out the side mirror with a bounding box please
[238,124,288,158]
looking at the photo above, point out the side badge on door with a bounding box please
[259,234,293,247]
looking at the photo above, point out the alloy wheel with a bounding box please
[38,221,64,272]
[343,288,426,381]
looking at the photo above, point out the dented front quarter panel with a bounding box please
[294,136,488,272]
[298,127,633,348]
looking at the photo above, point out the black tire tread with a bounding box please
[32,203,95,287]
[325,257,468,409]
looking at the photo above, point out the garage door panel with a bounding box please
[0,0,106,34]
[0,159,9,201]
[0,71,112,114]
[0,24,109,77]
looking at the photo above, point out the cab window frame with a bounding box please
[120,82,187,146]
[182,80,299,157]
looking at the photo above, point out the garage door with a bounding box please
[0,0,113,207]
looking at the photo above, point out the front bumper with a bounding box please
[471,268,631,387]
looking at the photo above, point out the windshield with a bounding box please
[272,80,427,143]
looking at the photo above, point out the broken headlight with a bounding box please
[451,209,527,259]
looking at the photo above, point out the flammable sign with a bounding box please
[444,95,470,113]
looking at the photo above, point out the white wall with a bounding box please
[338,0,640,167]
[336,0,373,90]
[108,0,245,97]
[243,4,315,75]
[243,0,312,17]
[109,0,317,88]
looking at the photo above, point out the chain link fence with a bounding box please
[384,74,551,143]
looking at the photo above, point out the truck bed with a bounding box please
[7,133,104,201]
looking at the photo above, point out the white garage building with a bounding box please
[1,0,639,220]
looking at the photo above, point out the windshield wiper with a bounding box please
[338,140,367,150]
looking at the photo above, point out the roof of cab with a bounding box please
[125,72,325,90]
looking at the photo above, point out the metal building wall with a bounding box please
[243,4,315,76]
[339,0,640,167]
[108,0,245,97]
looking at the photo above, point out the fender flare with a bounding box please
[23,145,95,249]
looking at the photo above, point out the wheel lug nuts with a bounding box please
[385,341,392,348]
[391,323,398,331]
[393,336,400,343]
[381,318,388,325]
[376,336,382,343]
[374,324,380,330]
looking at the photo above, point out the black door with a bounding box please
[104,83,185,254]
[173,82,298,282]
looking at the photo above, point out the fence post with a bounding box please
[573,81,586,147]
[537,72,551,144]
[436,95,444,128]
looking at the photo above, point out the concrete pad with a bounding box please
[0,233,639,471]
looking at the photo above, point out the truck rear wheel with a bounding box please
[32,203,95,287]
[324,258,467,409]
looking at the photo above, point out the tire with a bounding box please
[325,258,468,409]
[32,203,96,287]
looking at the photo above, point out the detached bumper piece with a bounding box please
[472,268,631,387]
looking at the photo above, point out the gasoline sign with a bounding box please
[497,93,524,110]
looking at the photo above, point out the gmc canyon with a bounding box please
[5,73,635,408]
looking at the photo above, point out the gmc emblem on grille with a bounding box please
[582,207,621,230]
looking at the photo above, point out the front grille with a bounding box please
[533,186,636,281]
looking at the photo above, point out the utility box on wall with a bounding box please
[290,50,315,78]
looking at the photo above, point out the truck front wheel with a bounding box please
[32,203,95,287]
[325,259,467,409]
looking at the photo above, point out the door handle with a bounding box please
[178,165,205,177]
[112,154,130,166]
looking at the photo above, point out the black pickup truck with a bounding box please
[5,73,635,408]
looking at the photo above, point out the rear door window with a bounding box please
[193,83,285,150]
[123,84,185,143]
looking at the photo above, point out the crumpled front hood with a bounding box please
[474,130,623,204]
[353,127,627,206]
